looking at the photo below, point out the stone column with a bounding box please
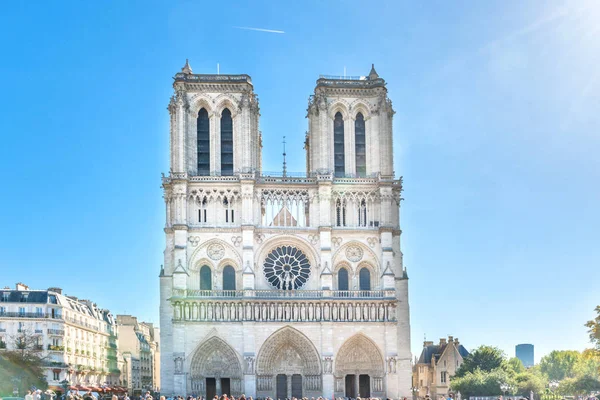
[287,374,292,399]
[216,378,222,396]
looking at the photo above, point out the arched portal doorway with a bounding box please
[256,326,322,399]
[334,334,385,398]
[189,336,243,397]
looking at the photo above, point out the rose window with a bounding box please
[263,246,311,290]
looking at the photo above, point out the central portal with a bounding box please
[256,327,322,398]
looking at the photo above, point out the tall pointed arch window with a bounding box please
[355,113,366,177]
[336,199,347,227]
[358,199,367,227]
[334,112,345,177]
[200,266,212,290]
[197,108,210,175]
[359,267,371,291]
[221,108,234,176]
[338,267,349,291]
[222,265,236,290]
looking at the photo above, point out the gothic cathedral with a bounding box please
[159,61,411,399]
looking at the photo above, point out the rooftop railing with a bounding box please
[171,289,395,299]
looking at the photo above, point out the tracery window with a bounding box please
[198,196,208,224]
[200,266,212,290]
[223,197,234,224]
[358,199,367,227]
[263,246,311,290]
[222,265,236,290]
[334,112,345,177]
[336,199,347,227]
[197,108,210,175]
[355,112,366,177]
[359,267,371,291]
[221,108,234,176]
[338,267,349,291]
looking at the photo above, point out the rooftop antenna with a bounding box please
[282,136,287,178]
[217,63,220,75]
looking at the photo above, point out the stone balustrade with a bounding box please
[171,289,396,299]
[172,299,397,323]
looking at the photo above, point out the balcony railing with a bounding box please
[171,289,395,299]
[48,328,65,335]
[0,311,61,319]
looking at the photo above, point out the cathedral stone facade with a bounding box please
[159,61,411,399]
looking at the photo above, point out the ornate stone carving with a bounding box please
[367,237,378,248]
[173,352,185,374]
[345,245,364,262]
[335,334,384,377]
[308,234,319,245]
[189,336,242,382]
[254,233,264,244]
[256,326,321,377]
[244,356,255,374]
[231,236,242,247]
[188,236,201,247]
[323,356,333,374]
[332,237,343,248]
[387,356,397,374]
[207,243,225,260]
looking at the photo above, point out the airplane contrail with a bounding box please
[233,26,285,34]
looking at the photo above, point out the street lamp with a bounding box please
[412,386,419,400]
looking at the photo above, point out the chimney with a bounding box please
[448,336,454,343]
[424,341,434,347]
[440,338,447,346]
[48,287,62,294]
[16,283,29,291]
[455,338,459,346]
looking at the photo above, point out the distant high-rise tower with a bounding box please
[516,344,534,367]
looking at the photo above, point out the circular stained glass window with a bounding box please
[263,245,311,290]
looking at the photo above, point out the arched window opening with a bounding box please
[358,199,367,227]
[338,268,349,291]
[198,196,208,224]
[222,265,236,290]
[355,113,366,177]
[359,267,371,291]
[223,197,234,224]
[200,266,212,290]
[336,199,347,227]
[197,108,210,175]
[334,112,345,177]
[221,108,234,176]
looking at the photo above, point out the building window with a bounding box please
[358,199,367,227]
[359,267,371,291]
[197,108,210,175]
[355,112,366,177]
[53,371,60,381]
[18,307,25,316]
[222,266,236,291]
[198,196,208,224]
[334,112,345,177]
[335,199,346,227]
[221,108,234,176]
[338,267,349,291]
[441,372,446,383]
[200,266,212,290]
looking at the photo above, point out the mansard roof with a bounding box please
[0,290,48,303]
[417,342,470,365]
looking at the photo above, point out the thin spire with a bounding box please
[181,59,193,74]
[282,136,287,177]
[368,63,379,79]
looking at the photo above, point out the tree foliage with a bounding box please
[558,376,600,395]
[455,346,506,378]
[539,350,581,381]
[0,330,48,396]
[585,306,600,351]
[451,368,512,399]
[506,358,526,375]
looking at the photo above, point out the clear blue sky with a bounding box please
[1,0,599,363]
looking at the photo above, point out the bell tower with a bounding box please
[305,65,394,178]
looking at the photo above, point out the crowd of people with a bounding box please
[162,395,396,400]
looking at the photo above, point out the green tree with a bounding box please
[558,376,600,395]
[451,368,513,399]
[514,371,547,396]
[0,329,48,396]
[585,306,600,351]
[506,358,526,375]
[574,349,600,378]
[455,346,506,378]
[540,350,581,381]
